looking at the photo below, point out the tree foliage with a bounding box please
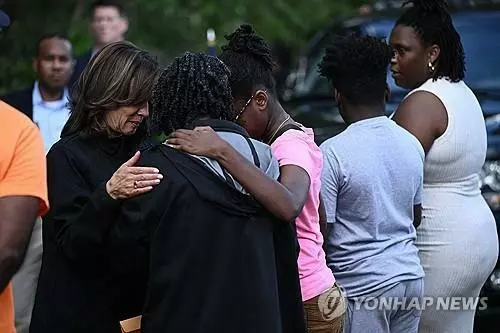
[0,0,370,94]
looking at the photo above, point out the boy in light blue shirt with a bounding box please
[319,34,424,333]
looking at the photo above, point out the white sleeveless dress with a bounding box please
[404,78,499,333]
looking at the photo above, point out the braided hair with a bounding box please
[218,24,277,99]
[396,0,465,82]
[151,52,234,135]
[319,34,393,103]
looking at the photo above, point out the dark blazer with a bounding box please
[70,50,92,87]
[1,85,34,119]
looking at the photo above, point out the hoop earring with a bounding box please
[428,61,436,73]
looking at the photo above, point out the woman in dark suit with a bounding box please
[30,41,162,333]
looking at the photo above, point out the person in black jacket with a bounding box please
[29,41,162,333]
[112,52,306,333]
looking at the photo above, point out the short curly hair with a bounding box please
[151,52,234,135]
[319,34,392,103]
[218,24,277,100]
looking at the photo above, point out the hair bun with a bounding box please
[222,23,275,71]
[223,24,256,53]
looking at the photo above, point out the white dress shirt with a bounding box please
[32,81,71,153]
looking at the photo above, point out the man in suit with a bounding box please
[2,33,74,153]
[71,0,128,84]
[0,33,73,333]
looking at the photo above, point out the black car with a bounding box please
[281,1,500,331]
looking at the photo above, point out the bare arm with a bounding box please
[216,143,310,222]
[0,116,47,293]
[392,91,448,154]
[168,127,310,222]
[0,197,40,292]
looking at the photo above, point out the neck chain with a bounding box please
[267,114,291,144]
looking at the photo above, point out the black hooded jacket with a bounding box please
[113,120,305,333]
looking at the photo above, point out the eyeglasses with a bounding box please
[234,94,254,122]
[234,90,267,122]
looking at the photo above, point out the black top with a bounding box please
[30,133,147,333]
[113,120,306,333]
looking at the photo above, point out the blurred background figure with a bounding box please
[2,34,74,153]
[71,0,128,85]
[0,33,73,333]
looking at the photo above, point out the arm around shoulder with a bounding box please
[216,143,310,222]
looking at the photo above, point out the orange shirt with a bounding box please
[0,101,48,333]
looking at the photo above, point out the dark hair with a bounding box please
[396,0,465,81]
[218,24,277,99]
[35,33,71,57]
[319,34,392,103]
[62,41,159,137]
[151,52,234,135]
[91,0,125,17]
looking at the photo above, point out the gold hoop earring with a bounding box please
[428,61,436,72]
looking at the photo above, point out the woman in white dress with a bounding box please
[389,0,499,332]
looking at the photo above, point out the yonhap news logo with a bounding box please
[317,285,347,321]
[317,286,489,321]
[350,296,488,311]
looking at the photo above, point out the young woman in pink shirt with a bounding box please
[167,24,345,332]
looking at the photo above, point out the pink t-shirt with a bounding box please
[271,127,335,301]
